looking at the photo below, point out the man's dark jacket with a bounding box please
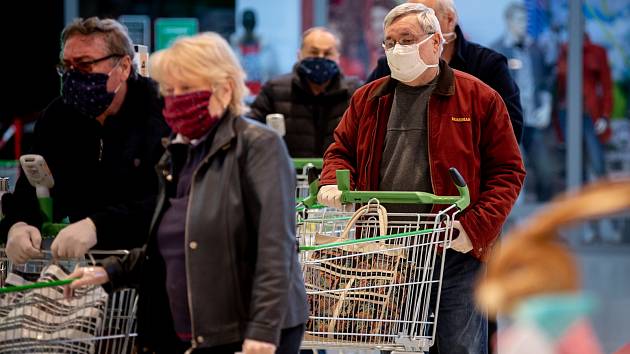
[0,75,170,249]
[249,66,361,157]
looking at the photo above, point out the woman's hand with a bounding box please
[63,266,110,299]
[242,339,276,354]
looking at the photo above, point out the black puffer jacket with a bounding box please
[249,67,361,157]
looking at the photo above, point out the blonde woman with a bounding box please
[66,32,308,354]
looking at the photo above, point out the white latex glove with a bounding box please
[529,92,552,128]
[594,117,608,135]
[64,265,110,299]
[242,339,276,354]
[317,184,343,209]
[5,222,43,264]
[450,220,473,253]
[51,218,97,259]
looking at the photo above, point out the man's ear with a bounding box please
[120,55,132,80]
[445,9,457,32]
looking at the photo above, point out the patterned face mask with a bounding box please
[162,90,221,140]
[297,57,340,85]
[61,62,122,118]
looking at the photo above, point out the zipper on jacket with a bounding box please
[99,138,103,162]
[184,167,198,349]
[184,152,216,348]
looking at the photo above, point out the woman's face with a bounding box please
[161,75,233,118]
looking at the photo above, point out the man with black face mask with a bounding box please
[249,27,361,157]
[1,17,170,263]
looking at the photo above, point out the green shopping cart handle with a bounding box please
[41,222,68,239]
[299,228,438,252]
[293,158,323,170]
[0,278,78,294]
[336,168,470,210]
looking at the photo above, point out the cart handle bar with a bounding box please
[337,168,470,210]
[293,158,323,170]
[0,278,78,294]
[301,168,470,210]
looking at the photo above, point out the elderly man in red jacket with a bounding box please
[317,3,525,354]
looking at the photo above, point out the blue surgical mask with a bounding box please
[297,57,340,85]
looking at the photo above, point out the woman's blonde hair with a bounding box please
[150,32,249,116]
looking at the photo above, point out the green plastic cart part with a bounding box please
[336,169,470,210]
[293,158,323,170]
[41,222,69,239]
[38,197,53,224]
[0,278,79,294]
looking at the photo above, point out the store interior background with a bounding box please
[2,0,629,352]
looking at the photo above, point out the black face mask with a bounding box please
[297,57,340,85]
[61,70,116,118]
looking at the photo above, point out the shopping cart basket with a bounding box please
[298,168,470,352]
[0,250,138,354]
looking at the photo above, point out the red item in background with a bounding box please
[13,118,22,159]
[557,35,613,143]
[614,343,630,354]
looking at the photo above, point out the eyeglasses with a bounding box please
[56,53,123,76]
[382,33,435,50]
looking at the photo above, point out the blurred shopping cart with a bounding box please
[0,250,138,354]
[298,168,470,353]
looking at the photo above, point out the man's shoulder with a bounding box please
[452,68,500,99]
[263,72,294,88]
[460,39,508,72]
[339,75,363,94]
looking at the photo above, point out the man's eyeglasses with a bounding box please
[56,53,123,76]
[382,33,435,50]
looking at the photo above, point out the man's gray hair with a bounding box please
[384,3,443,40]
[61,17,136,74]
[438,0,458,21]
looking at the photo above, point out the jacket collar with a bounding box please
[369,59,455,99]
[453,25,468,65]
[163,113,238,161]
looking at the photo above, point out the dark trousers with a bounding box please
[181,324,305,354]
[428,250,488,354]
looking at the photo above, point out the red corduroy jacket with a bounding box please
[321,60,526,260]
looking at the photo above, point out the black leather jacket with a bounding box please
[101,114,308,353]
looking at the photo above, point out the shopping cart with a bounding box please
[0,250,138,354]
[298,168,470,353]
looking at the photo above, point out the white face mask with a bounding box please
[384,35,438,83]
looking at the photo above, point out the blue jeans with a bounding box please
[558,112,606,178]
[428,250,487,354]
